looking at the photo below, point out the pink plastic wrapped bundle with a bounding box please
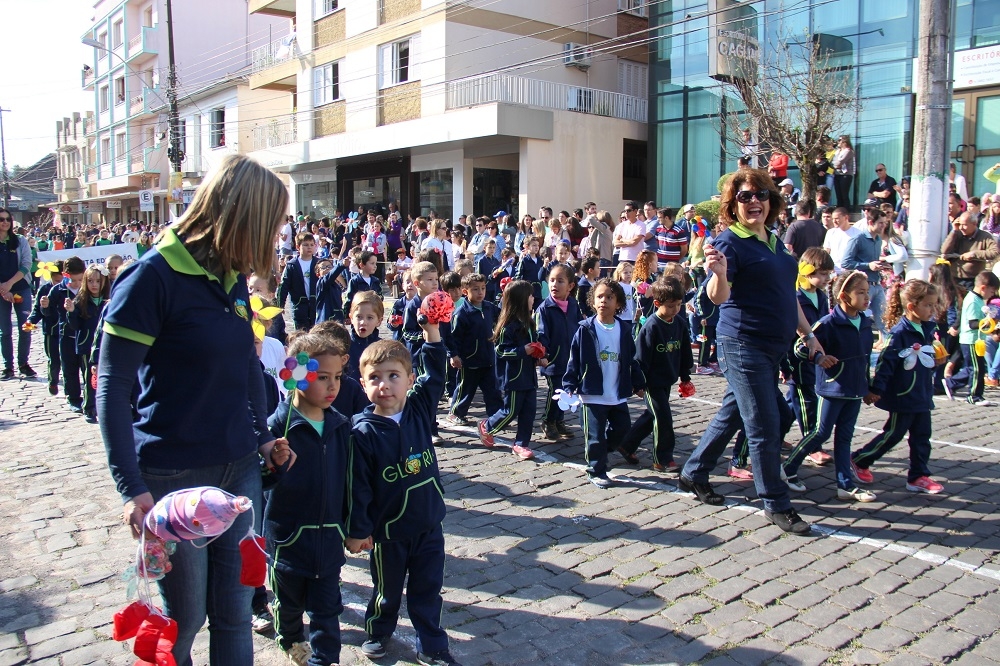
[144,486,252,542]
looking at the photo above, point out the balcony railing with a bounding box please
[253,115,299,150]
[445,73,648,123]
[130,152,144,170]
[129,33,141,51]
[130,94,144,115]
[251,33,297,75]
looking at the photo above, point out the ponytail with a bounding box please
[883,282,904,330]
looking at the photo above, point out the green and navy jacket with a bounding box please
[634,312,692,390]
[266,401,351,577]
[277,255,318,309]
[869,318,937,413]
[563,315,646,398]
[806,305,873,399]
[535,295,582,378]
[494,319,539,391]
[347,342,446,543]
[786,286,829,386]
[451,299,499,368]
[66,297,107,356]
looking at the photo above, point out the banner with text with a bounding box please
[37,243,139,267]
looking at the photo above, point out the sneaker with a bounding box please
[47,382,58,395]
[850,459,874,484]
[477,420,494,448]
[68,403,83,414]
[708,362,721,374]
[781,440,794,450]
[838,487,877,502]
[18,364,37,378]
[968,396,997,406]
[441,414,467,427]
[906,476,944,494]
[943,379,954,401]
[554,421,574,440]
[652,460,680,473]
[361,636,388,659]
[589,475,614,489]
[783,472,807,492]
[84,413,98,424]
[540,421,559,441]
[511,444,535,460]
[417,650,463,666]
[764,508,811,535]
[727,465,754,480]
[695,365,715,375]
[986,377,1000,388]
[616,447,640,465]
[677,475,724,505]
[0,368,13,381]
[251,608,274,634]
[281,641,312,666]
[803,451,832,466]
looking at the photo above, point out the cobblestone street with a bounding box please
[1,334,999,665]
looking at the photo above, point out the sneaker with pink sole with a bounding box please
[850,460,874,484]
[512,444,535,460]
[906,476,944,494]
[478,420,495,448]
[727,465,754,480]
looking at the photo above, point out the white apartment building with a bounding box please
[78,0,287,222]
[247,0,650,221]
[52,112,94,227]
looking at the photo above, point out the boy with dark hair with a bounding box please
[577,256,601,318]
[347,324,462,666]
[30,260,64,394]
[439,271,463,398]
[444,273,502,426]
[310,319,371,417]
[475,239,500,302]
[315,258,349,324]
[345,250,383,308]
[947,270,1000,405]
[617,278,692,472]
[40,256,86,411]
[277,232,319,330]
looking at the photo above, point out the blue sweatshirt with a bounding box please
[494,320,539,391]
[869,318,938,413]
[807,305,874,399]
[387,295,407,341]
[348,327,379,382]
[535,295,582,378]
[450,299,499,368]
[66,298,107,356]
[266,401,351,577]
[515,254,545,303]
[345,273,383,311]
[332,375,371,418]
[315,267,347,323]
[563,315,646,398]
[347,342,447,543]
[42,282,79,340]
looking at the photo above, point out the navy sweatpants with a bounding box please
[271,566,343,665]
[580,401,631,478]
[450,366,502,420]
[485,388,536,448]
[619,387,676,466]
[60,336,81,407]
[366,524,448,655]
[541,375,566,425]
[783,396,862,490]
[44,323,60,388]
[852,411,933,483]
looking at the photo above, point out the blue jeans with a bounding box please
[580,401,631,478]
[985,336,1000,381]
[681,335,793,512]
[868,283,886,336]
[141,451,262,666]
[0,282,32,369]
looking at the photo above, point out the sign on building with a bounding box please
[107,200,122,209]
[708,0,760,86]
[87,201,103,214]
[139,190,155,212]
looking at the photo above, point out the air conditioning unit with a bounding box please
[563,42,593,70]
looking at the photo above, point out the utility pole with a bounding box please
[0,108,9,209]
[165,0,183,175]
[908,0,953,279]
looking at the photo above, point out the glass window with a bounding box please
[976,95,1000,150]
[862,0,906,22]
[656,122,683,206]
[100,137,111,164]
[656,93,684,121]
[352,177,402,214]
[688,88,721,118]
[314,0,338,18]
[973,0,1000,47]
[313,62,340,106]
[417,170,452,220]
[687,117,722,203]
[951,97,967,151]
[378,36,418,89]
[859,60,910,98]
[956,0,973,51]
[856,95,910,186]
[297,180,337,218]
[813,1,858,33]
[973,156,999,198]
[100,85,110,113]
[210,108,225,148]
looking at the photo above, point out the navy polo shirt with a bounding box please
[103,229,263,470]
[714,222,798,354]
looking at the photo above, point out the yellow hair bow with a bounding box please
[935,258,951,265]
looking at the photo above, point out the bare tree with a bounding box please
[719,32,863,201]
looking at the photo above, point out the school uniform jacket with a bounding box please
[563,315,646,398]
[535,295,582,378]
[29,283,59,328]
[806,306,873,399]
[66,299,107,356]
[494,320,539,391]
[347,342,447,543]
[315,267,347,323]
[868,319,937,413]
[41,283,79,340]
[515,254,545,302]
[277,256,318,310]
[266,401,351,578]
[786,287,830,384]
[451,300,499,368]
[635,313,692,389]
[348,327,380,382]
[332,375,371,418]
[387,295,407,341]
[475,255,501,302]
[344,273,383,311]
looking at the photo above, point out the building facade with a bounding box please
[650,0,1000,208]
[247,0,651,221]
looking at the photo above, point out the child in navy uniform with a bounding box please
[852,280,947,494]
[445,273,502,425]
[536,264,581,441]
[345,251,383,310]
[347,291,382,382]
[278,232,319,330]
[29,260,64,395]
[387,271,415,341]
[65,264,111,423]
[782,270,876,502]
[693,273,720,374]
[618,277,692,472]
[314,258,349,324]
[41,256,86,412]
[311,319,372,418]
[576,256,600,319]
[402,261,439,365]
[266,330,352,666]
[563,278,645,488]
[515,237,545,308]
[478,280,544,461]
[346,324,462,666]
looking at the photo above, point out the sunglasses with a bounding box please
[876,168,885,173]
[0,216,11,221]
[735,189,771,204]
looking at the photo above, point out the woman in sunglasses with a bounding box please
[0,208,35,380]
[679,170,824,535]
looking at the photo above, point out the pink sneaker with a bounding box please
[478,420,495,448]
[850,460,874,484]
[906,476,944,494]
[727,465,754,480]
[511,444,535,460]
[804,451,832,466]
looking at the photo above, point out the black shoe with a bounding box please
[616,446,640,465]
[678,475,725,505]
[361,635,389,659]
[18,365,37,378]
[68,403,83,414]
[84,413,98,424]
[540,421,559,441]
[765,508,811,535]
[554,421,574,440]
[48,383,58,395]
[417,650,463,666]
[0,368,14,381]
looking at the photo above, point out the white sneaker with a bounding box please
[838,487,877,502]
[781,467,806,492]
[695,365,715,375]
[282,641,312,666]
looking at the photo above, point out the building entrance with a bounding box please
[952,91,1000,196]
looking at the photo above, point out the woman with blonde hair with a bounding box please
[98,155,295,665]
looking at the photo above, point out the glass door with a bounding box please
[952,91,1000,197]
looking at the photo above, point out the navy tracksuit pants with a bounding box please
[271,566,343,665]
[450,366,502,419]
[619,386,676,466]
[60,336,81,407]
[44,323,60,388]
[485,388,536,448]
[541,375,567,425]
[580,401,631,478]
[852,411,933,483]
[366,524,448,655]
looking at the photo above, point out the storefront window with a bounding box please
[417,169,453,221]
[297,180,337,219]
[473,168,518,220]
[351,176,401,214]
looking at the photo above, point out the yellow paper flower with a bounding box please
[796,262,816,290]
[35,261,60,283]
[250,295,284,341]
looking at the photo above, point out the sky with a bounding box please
[0,0,93,170]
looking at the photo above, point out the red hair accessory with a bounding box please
[636,282,649,296]
[499,277,512,292]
